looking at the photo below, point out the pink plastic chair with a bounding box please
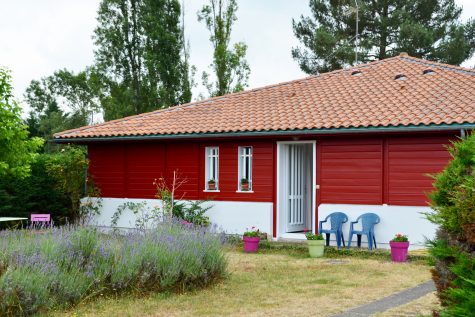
[31,214,51,227]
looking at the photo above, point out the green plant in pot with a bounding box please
[208,179,216,190]
[243,226,260,253]
[305,229,324,258]
[389,233,410,262]
[241,178,250,191]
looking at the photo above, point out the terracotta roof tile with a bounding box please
[54,55,475,140]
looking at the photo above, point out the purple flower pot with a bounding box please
[243,236,260,253]
[390,241,410,262]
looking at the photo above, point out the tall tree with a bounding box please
[0,68,43,178]
[292,0,475,74]
[198,0,250,97]
[24,69,99,148]
[93,0,192,120]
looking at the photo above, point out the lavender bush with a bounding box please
[0,221,227,316]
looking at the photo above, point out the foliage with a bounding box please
[24,68,100,149]
[243,226,259,237]
[391,233,409,242]
[427,133,475,316]
[0,223,227,316]
[0,147,95,226]
[198,0,250,97]
[93,0,192,120]
[170,200,212,227]
[111,201,162,231]
[304,229,323,241]
[0,155,70,225]
[155,176,212,226]
[292,0,475,74]
[45,146,92,223]
[208,178,216,184]
[0,68,43,178]
[240,178,248,184]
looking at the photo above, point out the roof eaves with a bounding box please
[52,123,474,143]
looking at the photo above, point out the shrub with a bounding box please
[0,146,93,226]
[427,133,475,316]
[0,222,226,316]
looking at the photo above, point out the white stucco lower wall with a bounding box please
[86,197,273,235]
[85,198,435,250]
[318,204,436,250]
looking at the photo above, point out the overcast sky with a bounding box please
[1,0,474,115]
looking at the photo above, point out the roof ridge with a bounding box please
[400,55,475,75]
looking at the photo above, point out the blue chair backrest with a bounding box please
[358,213,380,232]
[329,212,348,230]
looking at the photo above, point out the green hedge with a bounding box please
[0,154,70,225]
[428,133,475,316]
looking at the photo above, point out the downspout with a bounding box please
[460,129,466,139]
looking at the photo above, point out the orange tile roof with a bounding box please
[54,54,475,140]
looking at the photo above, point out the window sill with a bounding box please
[203,189,220,193]
[236,190,254,193]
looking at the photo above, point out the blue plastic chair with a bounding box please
[347,213,380,250]
[318,212,348,249]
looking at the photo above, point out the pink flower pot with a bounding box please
[390,241,410,262]
[243,236,260,253]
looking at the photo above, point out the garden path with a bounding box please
[330,280,435,317]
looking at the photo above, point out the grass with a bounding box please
[50,245,433,317]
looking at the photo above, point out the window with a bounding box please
[205,147,219,190]
[238,146,253,191]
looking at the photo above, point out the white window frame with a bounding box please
[205,147,219,191]
[237,146,253,192]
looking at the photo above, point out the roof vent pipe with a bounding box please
[395,74,407,81]
[423,69,436,75]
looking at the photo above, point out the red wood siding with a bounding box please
[88,144,126,197]
[166,143,201,200]
[387,136,452,206]
[126,144,165,198]
[88,140,274,202]
[198,141,274,202]
[88,133,453,207]
[319,138,383,204]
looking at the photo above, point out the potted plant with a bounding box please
[304,229,324,258]
[243,226,260,253]
[207,179,216,190]
[389,233,410,262]
[241,178,250,191]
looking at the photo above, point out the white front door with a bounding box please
[287,144,306,232]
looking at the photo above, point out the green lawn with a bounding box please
[49,246,433,317]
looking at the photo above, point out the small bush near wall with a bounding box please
[0,222,227,316]
[427,133,475,316]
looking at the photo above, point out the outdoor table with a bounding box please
[0,217,28,222]
[0,217,28,228]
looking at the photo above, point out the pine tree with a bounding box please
[293,0,475,74]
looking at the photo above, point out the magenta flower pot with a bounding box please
[390,241,410,262]
[243,236,260,253]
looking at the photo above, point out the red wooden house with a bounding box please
[55,54,475,248]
